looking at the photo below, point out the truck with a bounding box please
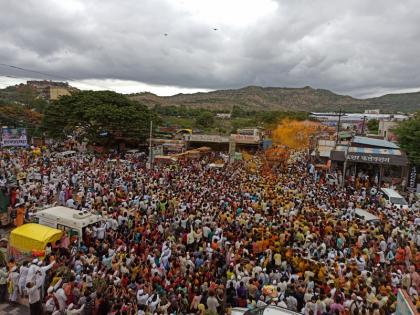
[34,206,103,244]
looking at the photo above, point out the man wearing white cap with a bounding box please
[36,259,55,300]
[25,258,40,286]
[26,272,42,315]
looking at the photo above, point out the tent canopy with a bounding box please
[10,223,63,253]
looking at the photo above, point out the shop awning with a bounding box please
[346,146,408,166]
[330,145,348,162]
[311,150,331,158]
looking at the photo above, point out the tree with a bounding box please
[42,90,156,143]
[32,98,48,113]
[195,111,215,128]
[17,85,37,107]
[394,113,420,164]
[367,119,379,134]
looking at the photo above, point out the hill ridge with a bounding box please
[129,86,420,112]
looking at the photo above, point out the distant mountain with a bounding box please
[366,91,420,112]
[129,86,420,112]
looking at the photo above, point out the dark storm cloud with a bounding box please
[1,0,419,96]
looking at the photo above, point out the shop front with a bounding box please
[343,146,409,188]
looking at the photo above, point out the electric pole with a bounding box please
[336,108,344,143]
[361,116,367,135]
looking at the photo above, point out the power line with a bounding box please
[0,63,111,91]
[0,63,69,81]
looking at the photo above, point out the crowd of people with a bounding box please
[0,147,419,315]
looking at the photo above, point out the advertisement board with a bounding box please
[1,128,28,147]
[186,134,230,143]
[231,134,261,144]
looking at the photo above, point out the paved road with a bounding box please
[0,303,29,315]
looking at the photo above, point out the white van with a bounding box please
[355,208,380,223]
[34,206,103,244]
[380,188,408,209]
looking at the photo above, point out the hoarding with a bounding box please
[186,134,230,143]
[1,128,28,147]
[231,134,261,144]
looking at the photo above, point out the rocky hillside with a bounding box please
[129,86,420,112]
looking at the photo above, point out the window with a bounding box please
[390,197,407,205]
[56,224,79,237]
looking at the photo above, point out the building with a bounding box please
[378,120,398,141]
[330,136,409,188]
[26,80,77,100]
[364,109,380,114]
[183,128,264,156]
[47,86,71,100]
[216,113,231,119]
[311,139,335,162]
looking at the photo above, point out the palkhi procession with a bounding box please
[0,143,419,315]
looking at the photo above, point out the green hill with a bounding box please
[129,86,420,112]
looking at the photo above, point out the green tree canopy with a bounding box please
[42,90,156,143]
[195,111,215,128]
[394,113,420,164]
[367,119,379,134]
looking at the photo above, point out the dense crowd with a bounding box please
[0,147,419,315]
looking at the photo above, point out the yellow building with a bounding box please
[48,86,71,100]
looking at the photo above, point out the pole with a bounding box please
[336,108,342,143]
[149,120,153,168]
[342,160,347,188]
[361,116,366,135]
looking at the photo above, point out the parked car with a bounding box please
[355,208,380,224]
[380,188,408,209]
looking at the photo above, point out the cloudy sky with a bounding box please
[1,0,419,97]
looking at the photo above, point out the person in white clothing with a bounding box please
[66,303,85,314]
[8,266,20,303]
[18,261,29,296]
[25,259,40,286]
[26,276,42,315]
[45,286,60,314]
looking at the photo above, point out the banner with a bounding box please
[408,166,417,192]
[1,128,28,147]
[396,290,416,315]
[231,134,261,144]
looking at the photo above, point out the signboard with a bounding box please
[1,128,28,147]
[408,166,417,192]
[231,134,260,144]
[347,154,391,164]
[152,146,163,157]
[346,152,409,166]
[186,134,230,143]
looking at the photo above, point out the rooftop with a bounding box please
[352,136,399,149]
